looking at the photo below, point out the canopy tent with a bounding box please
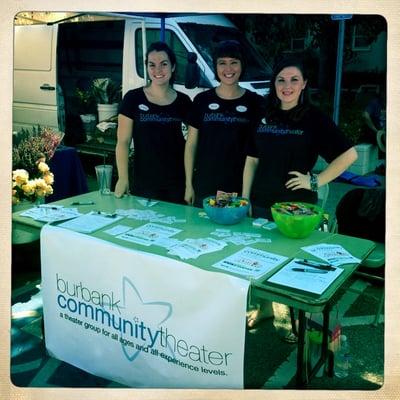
[14,11,207,83]
[16,11,205,41]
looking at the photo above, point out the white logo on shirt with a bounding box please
[208,103,220,110]
[236,105,247,112]
[261,117,267,125]
[139,104,149,111]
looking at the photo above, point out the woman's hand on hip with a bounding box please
[285,171,312,191]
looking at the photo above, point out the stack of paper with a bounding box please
[116,223,182,246]
[20,205,82,223]
[209,229,271,246]
[168,237,227,260]
[267,258,344,294]
[301,243,361,266]
[116,208,186,225]
[213,247,288,279]
[57,212,123,233]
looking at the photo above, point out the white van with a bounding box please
[13,13,271,144]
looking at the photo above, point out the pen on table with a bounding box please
[295,260,335,271]
[70,201,95,206]
[292,267,328,274]
[95,211,117,218]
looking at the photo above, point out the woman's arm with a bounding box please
[184,125,199,205]
[242,156,259,199]
[316,147,358,186]
[286,147,358,191]
[114,114,133,198]
[242,156,259,217]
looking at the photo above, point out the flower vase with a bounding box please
[12,200,33,214]
[34,197,45,206]
[12,197,44,214]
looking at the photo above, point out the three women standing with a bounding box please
[115,41,357,231]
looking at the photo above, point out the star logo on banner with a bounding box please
[120,276,173,362]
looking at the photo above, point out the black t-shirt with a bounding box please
[247,105,353,209]
[119,88,192,192]
[188,88,264,200]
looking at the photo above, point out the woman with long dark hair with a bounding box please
[243,56,358,328]
[115,41,191,203]
[243,56,358,219]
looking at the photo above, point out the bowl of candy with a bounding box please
[203,191,250,225]
[271,202,323,239]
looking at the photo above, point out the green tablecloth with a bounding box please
[13,191,375,314]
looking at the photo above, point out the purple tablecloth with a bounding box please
[47,146,88,202]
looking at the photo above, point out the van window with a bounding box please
[58,20,124,75]
[135,29,189,85]
[15,25,53,71]
[179,23,272,81]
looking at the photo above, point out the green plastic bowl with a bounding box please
[271,202,323,239]
[203,196,250,225]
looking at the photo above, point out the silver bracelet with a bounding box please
[310,173,319,192]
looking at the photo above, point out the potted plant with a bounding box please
[12,126,63,208]
[75,88,97,134]
[91,78,122,122]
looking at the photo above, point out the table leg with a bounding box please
[289,307,298,336]
[309,304,331,379]
[296,305,332,386]
[323,304,335,377]
[321,305,331,373]
[296,309,306,387]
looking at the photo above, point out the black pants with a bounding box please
[251,204,272,220]
[132,185,185,205]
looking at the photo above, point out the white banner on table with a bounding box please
[40,224,249,389]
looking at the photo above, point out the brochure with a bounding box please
[267,258,344,294]
[20,205,82,223]
[116,223,182,246]
[57,212,123,233]
[168,237,227,260]
[213,247,288,279]
[301,243,361,266]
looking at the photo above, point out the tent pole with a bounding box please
[160,16,165,42]
[142,20,148,84]
[333,19,346,125]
